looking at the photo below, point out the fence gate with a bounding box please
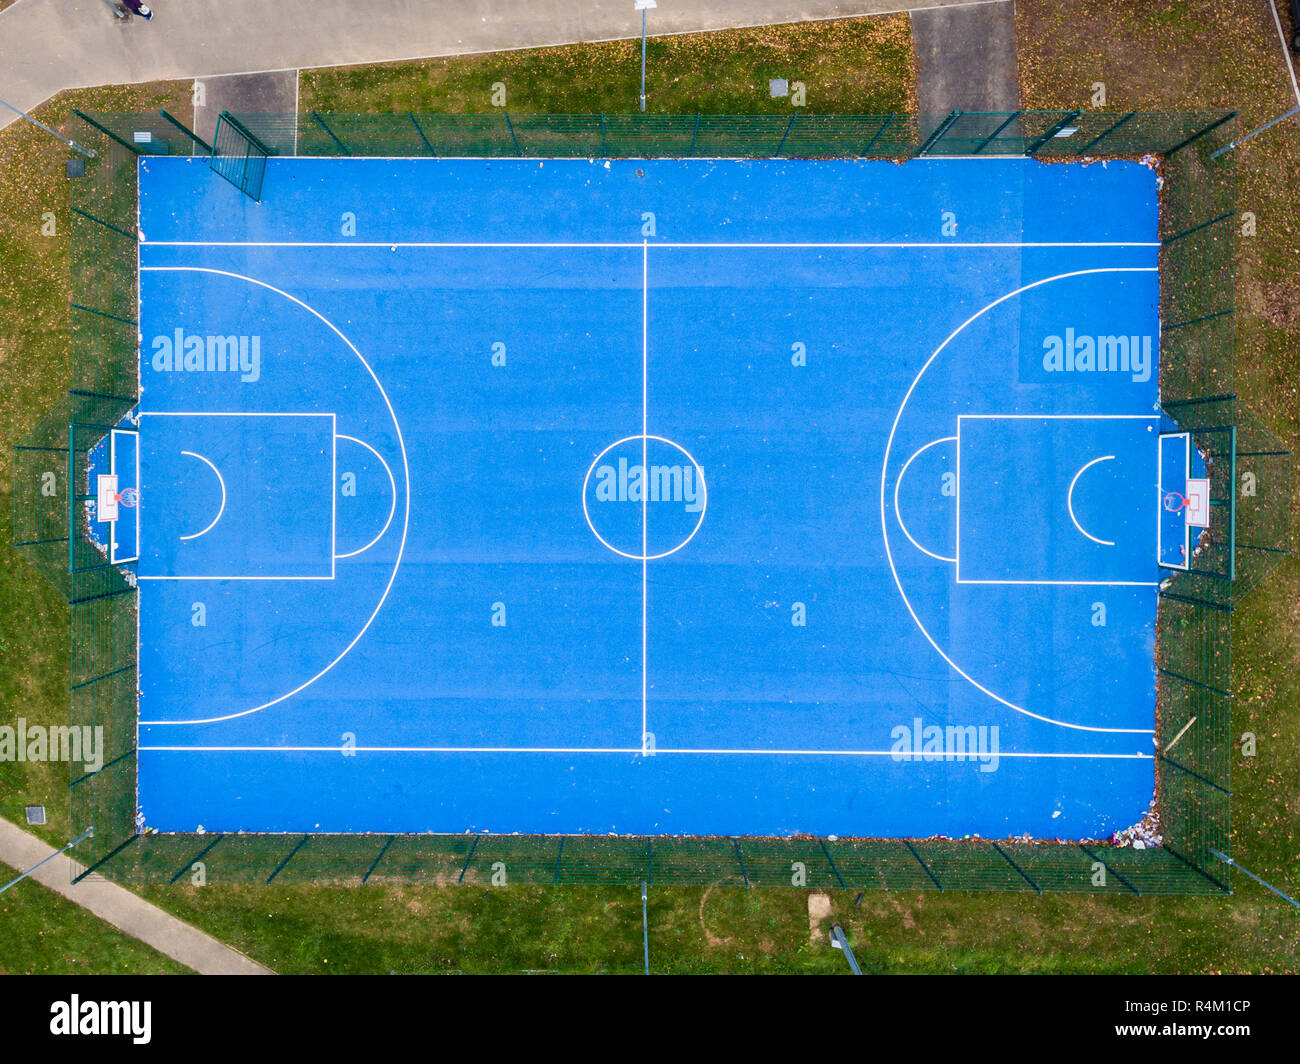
[210,111,270,202]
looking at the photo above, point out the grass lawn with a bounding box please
[299,16,917,115]
[1017,0,1300,909]
[0,861,188,974]
[0,10,1296,973]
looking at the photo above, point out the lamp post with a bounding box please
[635,0,657,113]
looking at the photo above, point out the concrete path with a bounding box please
[911,0,1019,113]
[0,817,272,975]
[193,70,297,146]
[0,0,979,132]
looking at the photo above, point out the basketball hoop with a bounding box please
[117,487,139,508]
[1162,490,1188,513]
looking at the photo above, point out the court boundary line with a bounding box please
[141,239,1162,249]
[955,415,1159,586]
[880,267,1159,734]
[137,744,1153,760]
[136,267,410,727]
[133,411,336,581]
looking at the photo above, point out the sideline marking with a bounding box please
[142,239,1161,249]
[138,744,1152,760]
[1067,455,1117,547]
[880,267,1159,734]
[137,267,409,726]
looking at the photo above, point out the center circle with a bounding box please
[582,435,708,560]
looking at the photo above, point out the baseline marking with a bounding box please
[178,450,227,542]
[137,267,409,726]
[880,267,1159,734]
[1066,455,1116,547]
[893,435,957,563]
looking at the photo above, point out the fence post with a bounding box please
[311,111,351,155]
[158,109,212,154]
[1164,111,1237,156]
[971,111,1023,154]
[504,112,522,154]
[71,110,142,155]
[1078,110,1136,154]
[916,110,962,156]
[862,114,894,156]
[775,112,797,156]
[408,113,435,156]
[1025,110,1083,155]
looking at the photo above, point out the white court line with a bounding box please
[1271,0,1300,108]
[135,412,335,578]
[137,744,1151,760]
[1157,431,1192,571]
[178,450,227,541]
[137,266,410,727]
[893,436,958,563]
[141,239,1161,249]
[641,239,649,756]
[880,267,1159,734]
[954,579,1160,586]
[1066,455,1116,547]
[334,434,397,558]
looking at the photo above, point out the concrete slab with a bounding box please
[911,0,1020,114]
[1,0,978,131]
[193,69,297,148]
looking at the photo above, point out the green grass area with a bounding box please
[0,82,192,848]
[1017,0,1300,906]
[300,16,917,115]
[0,862,189,974]
[1,11,1297,974]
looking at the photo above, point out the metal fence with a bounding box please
[11,110,1291,892]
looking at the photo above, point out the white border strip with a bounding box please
[138,744,1149,760]
[141,239,1161,249]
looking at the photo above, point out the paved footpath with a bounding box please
[0,817,272,975]
[911,0,1019,113]
[0,0,978,132]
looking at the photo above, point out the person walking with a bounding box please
[117,0,154,20]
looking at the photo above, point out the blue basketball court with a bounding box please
[95,153,1193,839]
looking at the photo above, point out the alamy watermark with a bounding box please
[0,718,103,772]
[890,717,1000,772]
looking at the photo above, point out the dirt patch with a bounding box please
[697,882,734,948]
[807,892,832,941]
[1261,282,1300,331]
